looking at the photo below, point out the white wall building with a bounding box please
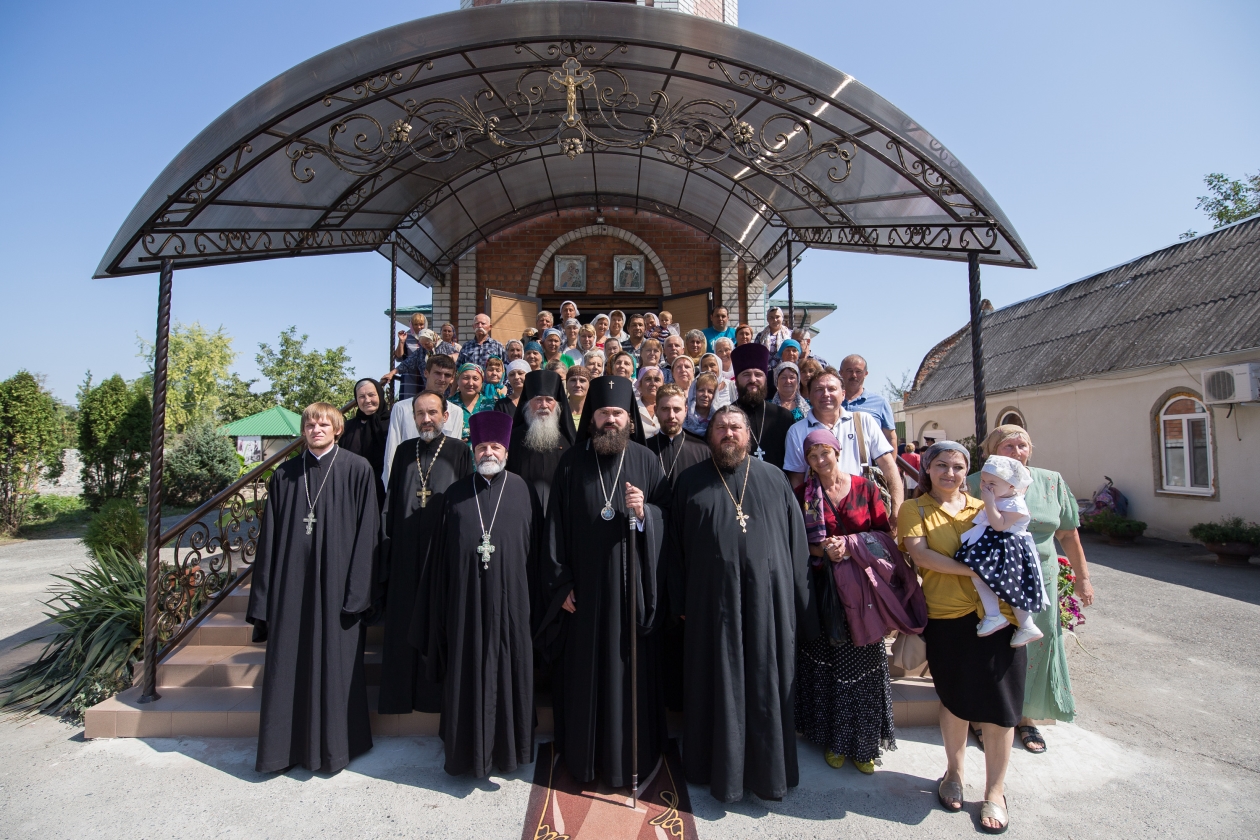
[902,217,1260,541]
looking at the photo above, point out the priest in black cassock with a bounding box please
[667,404,813,803]
[645,383,711,711]
[378,391,471,714]
[730,343,795,470]
[417,411,539,777]
[247,403,379,774]
[506,369,576,511]
[541,376,670,789]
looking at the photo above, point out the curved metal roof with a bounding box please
[96,2,1033,285]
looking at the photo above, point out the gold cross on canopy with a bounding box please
[549,57,595,129]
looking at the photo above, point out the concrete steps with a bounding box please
[87,579,941,739]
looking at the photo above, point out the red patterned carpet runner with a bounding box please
[521,740,697,840]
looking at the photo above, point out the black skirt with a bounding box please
[924,616,1026,727]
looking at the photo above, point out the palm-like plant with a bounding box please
[0,547,145,720]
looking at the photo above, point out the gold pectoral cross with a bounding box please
[549,57,595,128]
[416,486,432,507]
[734,504,749,533]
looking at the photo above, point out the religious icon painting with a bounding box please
[554,255,587,292]
[613,254,645,293]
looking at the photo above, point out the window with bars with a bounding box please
[1159,396,1213,494]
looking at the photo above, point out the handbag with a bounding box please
[854,412,894,512]
[890,631,928,671]
[812,563,850,647]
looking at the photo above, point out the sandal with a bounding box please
[979,796,1009,834]
[1017,725,1047,754]
[970,723,985,752]
[936,777,963,812]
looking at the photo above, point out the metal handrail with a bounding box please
[151,399,357,664]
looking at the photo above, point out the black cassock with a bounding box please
[739,400,796,470]
[378,434,471,714]
[247,446,379,774]
[417,470,540,777]
[667,456,814,802]
[542,440,670,787]
[645,430,712,710]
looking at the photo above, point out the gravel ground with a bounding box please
[0,533,1257,839]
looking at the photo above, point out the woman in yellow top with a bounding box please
[898,441,1023,834]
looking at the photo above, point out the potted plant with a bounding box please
[1100,516,1147,546]
[1188,517,1260,566]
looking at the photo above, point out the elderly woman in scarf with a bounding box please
[496,359,531,415]
[339,378,390,506]
[793,428,897,775]
[772,361,808,421]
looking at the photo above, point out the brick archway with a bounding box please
[528,225,671,297]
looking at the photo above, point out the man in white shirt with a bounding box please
[783,369,903,522]
[382,355,463,483]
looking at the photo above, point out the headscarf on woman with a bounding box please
[800,428,843,544]
[918,440,972,494]
[339,378,390,504]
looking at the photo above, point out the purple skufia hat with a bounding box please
[731,342,770,376]
[470,410,513,450]
[802,428,842,462]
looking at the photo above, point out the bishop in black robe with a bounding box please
[506,369,576,511]
[378,400,471,714]
[731,343,795,470]
[667,405,814,802]
[247,436,378,775]
[541,376,670,788]
[417,411,539,777]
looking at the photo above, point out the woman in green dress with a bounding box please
[967,424,1096,754]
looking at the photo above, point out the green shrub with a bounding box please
[0,547,145,721]
[0,371,67,535]
[163,422,240,507]
[77,374,150,509]
[83,499,146,558]
[1189,516,1260,546]
[1102,517,1147,539]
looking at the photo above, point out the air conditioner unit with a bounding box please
[1201,363,1260,405]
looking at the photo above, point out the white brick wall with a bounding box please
[745,275,767,332]
[719,248,741,323]
[457,249,477,339]
[431,275,451,330]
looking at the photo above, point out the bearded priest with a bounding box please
[247,402,379,774]
[540,376,670,790]
[506,369,576,511]
[378,391,471,715]
[416,410,539,778]
[667,404,813,803]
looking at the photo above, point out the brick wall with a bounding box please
[468,208,722,308]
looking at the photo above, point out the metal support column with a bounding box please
[389,238,398,403]
[786,238,795,331]
[139,258,173,704]
[967,251,988,441]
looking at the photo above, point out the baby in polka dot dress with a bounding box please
[955,455,1049,648]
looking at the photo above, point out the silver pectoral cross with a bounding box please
[754,446,766,461]
[303,511,316,535]
[476,532,496,569]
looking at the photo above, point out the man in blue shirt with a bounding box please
[839,354,897,449]
[701,305,736,353]
[456,313,506,372]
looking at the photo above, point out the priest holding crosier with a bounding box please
[668,404,814,802]
[377,391,471,715]
[541,376,670,790]
[246,402,379,774]
[417,411,539,778]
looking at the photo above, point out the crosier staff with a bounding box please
[623,479,645,807]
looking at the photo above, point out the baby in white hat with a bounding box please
[956,455,1048,647]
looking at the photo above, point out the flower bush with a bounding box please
[1058,557,1085,632]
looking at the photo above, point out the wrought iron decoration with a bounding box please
[286,41,856,184]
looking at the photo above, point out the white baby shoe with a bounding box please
[1010,626,1045,648]
[976,615,1010,637]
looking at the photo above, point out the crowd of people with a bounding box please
[246,304,1095,834]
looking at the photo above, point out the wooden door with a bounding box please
[661,289,713,337]
[485,289,541,345]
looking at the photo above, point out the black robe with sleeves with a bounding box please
[667,455,814,802]
[246,445,379,774]
[378,433,471,714]
[417,470,541,778]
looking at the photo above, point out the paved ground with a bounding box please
[1,533,1257,839]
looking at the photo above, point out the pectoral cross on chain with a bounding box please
[303,511,316,535]
[416,486,432,508]
[754,446,766,461]
[734,504,750,532]
[476,533,496,569]
[548,57,596,128]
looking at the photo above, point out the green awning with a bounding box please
[218,405,301,437]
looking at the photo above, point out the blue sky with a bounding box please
[1,0,1256,402]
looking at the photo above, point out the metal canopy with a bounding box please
[96,2,1033,286]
